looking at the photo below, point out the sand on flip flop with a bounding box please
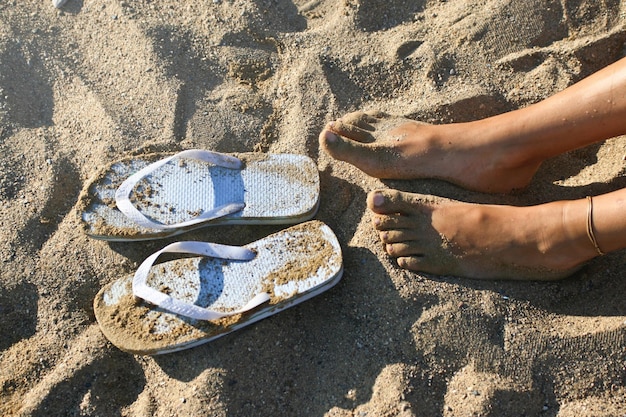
[0,1,625,416]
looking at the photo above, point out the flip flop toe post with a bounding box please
[78,150,320,241]
[93,221,343,355]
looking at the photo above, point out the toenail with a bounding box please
[386,243,393,254]
[373,216,381,226]
[372,193,385,207]
[381,231,388,241]
[324,131,338,143]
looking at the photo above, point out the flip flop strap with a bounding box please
[115,149,245,230]
[133,241,271,321]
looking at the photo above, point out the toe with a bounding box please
[320,128,372,161]
[386,242,422,257]
[368,189,433,215]
[341,110,380,129]
[396,256,419,271]
[397,256,460,276]
[396,256,427,272]
[379,229,419,243]
[363,109,389,119]
[372,214,414,231]
[320,129,396,178]
[331,119,375,142]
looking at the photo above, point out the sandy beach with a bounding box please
[1,0,625,415]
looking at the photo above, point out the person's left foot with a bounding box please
[368,189,598,280]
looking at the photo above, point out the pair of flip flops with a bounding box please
[81,150,343,355]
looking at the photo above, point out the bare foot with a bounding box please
[319,110,543,193]
[368,189,600,280]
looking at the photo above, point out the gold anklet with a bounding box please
[586,196,605,256]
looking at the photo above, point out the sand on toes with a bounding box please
[1,0,625,416]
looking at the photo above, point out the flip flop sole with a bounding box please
[78,152,320,241]
[93,221,343,355]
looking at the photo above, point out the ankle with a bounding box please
[470,118,542,166]
[450,120,543,183]
[560,199,603,261]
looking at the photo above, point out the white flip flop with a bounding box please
[77,150,320,241]
[93,221,343,355]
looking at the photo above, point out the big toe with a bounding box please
[319,127,382,170]
[367,189,432,215]
[319,128,351,159]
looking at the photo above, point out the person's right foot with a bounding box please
[319,110,543,194]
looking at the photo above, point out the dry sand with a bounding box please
[1,0,625,416]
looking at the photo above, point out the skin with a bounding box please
[319,57,626,280]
